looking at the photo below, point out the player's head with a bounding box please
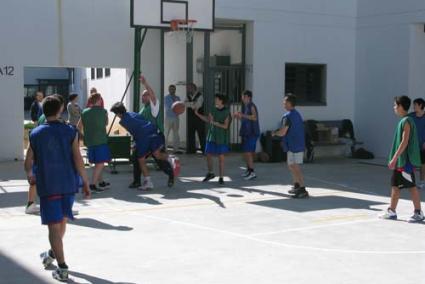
[214,94,227,107]
[242,90,253,104]
[187,83,197,94]
[69,93,79,103]
[90,87,97,95]
[88,93,102,107]
[169,84,176,95]
[52,94,65,114]
[35,91,44,102]
[141,90,150,105]
[413,98,425,112]
[42,95,62,119]
[110,102,127,118]
[394,96,411,116]
[284,93,296,111]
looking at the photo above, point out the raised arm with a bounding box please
[140,75,157,105]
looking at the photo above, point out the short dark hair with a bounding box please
[110,102,127,115]
[188,83,197,90]
[284,94,297,107]
[69,93,78,102]
[394,96,411,111]
[52,94,65,106]
[242,90,253,98]
[413,98,425,110]
[215,93,227,105]
[42,96,62,117]
[169,84,176,89]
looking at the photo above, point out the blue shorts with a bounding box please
[205,142,230,155]
[242,136,258,153]
[136,134,164,158]
[40,194,75,225]
[87,144,111,164]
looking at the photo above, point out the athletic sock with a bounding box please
[48,249,56,259]
[145,176,152,182]
[26,201,34,207]
[58,263,68,269]
[415,209,422,214]
[294,182,300,188]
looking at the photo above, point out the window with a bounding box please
[91,68,95,80]
[96,68,103,79]
[285,63,327,105]
[105,68,111,77]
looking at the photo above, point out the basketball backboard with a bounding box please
[131,0,215,31]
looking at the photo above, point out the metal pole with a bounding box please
[133,27,142,112]
[132,28,148,112]
[107,28,148,135]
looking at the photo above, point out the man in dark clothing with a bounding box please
[30,91,44,124]
[185,83,206,154]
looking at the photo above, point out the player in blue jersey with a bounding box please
[25,95,91,282]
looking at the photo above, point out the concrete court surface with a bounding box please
[1,154,425,284]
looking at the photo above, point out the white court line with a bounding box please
[250,218,379,237]
[142,213,425,255]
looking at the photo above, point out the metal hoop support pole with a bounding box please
[107,28,148,136]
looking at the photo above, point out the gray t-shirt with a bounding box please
[67,102,82,126]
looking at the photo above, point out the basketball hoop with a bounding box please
[169,19,197,43]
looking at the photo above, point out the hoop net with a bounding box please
[169,19,197,43]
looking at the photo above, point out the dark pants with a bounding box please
[187,113,206,154]
[132,142,172,184]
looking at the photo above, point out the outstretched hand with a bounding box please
[139,75,146,85]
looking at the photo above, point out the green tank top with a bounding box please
[139,104,164,133]
[389,116,421,168]
[81,107,108,147]
[207,107,231,145]
[38,114,46,125]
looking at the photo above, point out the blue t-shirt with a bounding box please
[281,109,305,153]
[240,102,260,138]
[29,121,79,198]
[409,112,425,147]
[119,112,158,144]
[165,94,181,119]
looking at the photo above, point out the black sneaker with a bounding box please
[98,181,110,190]
[288,183,301,194]
[128,181,141,189]
[292,187,309,199]
[203,173,215,182]
[218,177,224,185]
[90,184,105,193]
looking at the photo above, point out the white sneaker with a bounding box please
[40,251,55,269]
[380,208,397,220]
[241,170,250,177]
[409,211,425,223]
[25,203,40,214]
[244,171,257,181]
[139,179,154,191]
[52,267,69,282]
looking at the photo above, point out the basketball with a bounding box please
[172,101,186,115]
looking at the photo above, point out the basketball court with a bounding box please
[2,1,425,283]
[1,155,425,283]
